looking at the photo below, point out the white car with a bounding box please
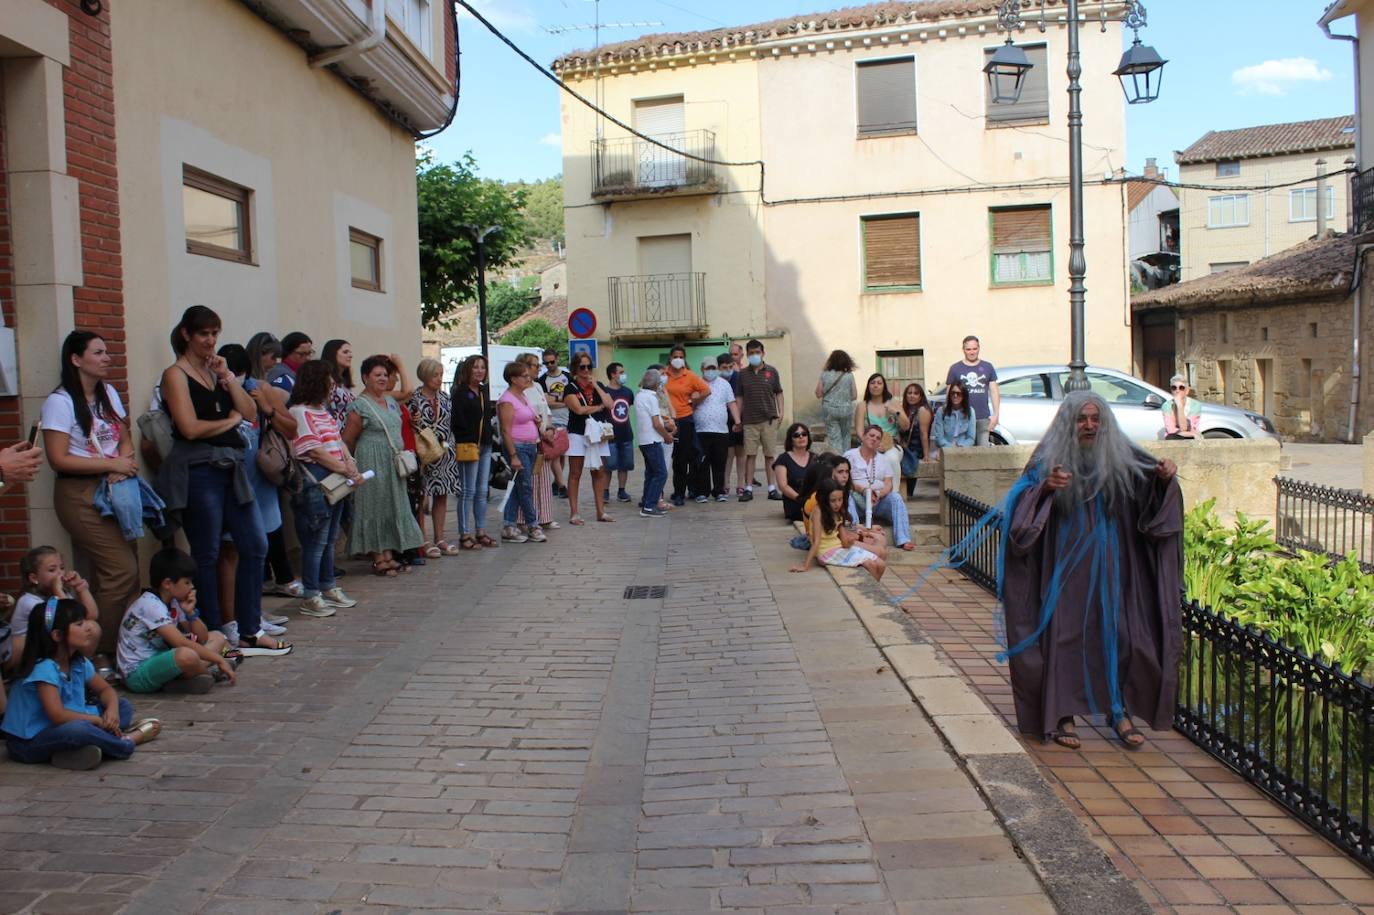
[930,365,1280,446]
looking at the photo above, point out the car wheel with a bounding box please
[1202,429,1240,440]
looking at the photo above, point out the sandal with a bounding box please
[597,515,615,523]
[371,560,398,577]
[569,516,586,526]
[475,533,497,548]
[459,535,479,551]
[1115,720,1146,750]
[1050,717,1081,750]
[438,540,461,556]
[421,542,442,559]
[238,635,293,657]
[129,718,162,744]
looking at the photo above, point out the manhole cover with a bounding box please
[623,585,667,599]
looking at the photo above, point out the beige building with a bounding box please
[1175,117,1354,283]
[552,0,1132,432]
[2,0,455,577]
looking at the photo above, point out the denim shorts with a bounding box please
[605,441,635,472]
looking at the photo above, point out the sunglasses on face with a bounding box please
[544,359,556,365]
[1171,385,1187,391]
[791,431,809,438]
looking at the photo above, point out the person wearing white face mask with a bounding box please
[663,344,711,507]
[692,358,740,502]
[601,362,636,504]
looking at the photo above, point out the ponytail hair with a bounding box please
[16,598,86,678]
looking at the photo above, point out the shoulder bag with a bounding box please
[137,409,175,460]
[360,396,418,479]
[454,389,486,462]
[256,422,305,493]
[412,395,445,467]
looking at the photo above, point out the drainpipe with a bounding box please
[1317,159,1329,237]
[311,0,387,69]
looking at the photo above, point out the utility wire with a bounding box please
[1120,170,1355,193]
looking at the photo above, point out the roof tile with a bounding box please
[1175,116,1354,165]
[1132,233,1355,311]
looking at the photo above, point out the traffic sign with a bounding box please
[568,307,597,339]
[570,338,598,368]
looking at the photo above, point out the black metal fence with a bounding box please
[1353,165,1374,234]
[1274,477,1374,573]
[591,130,718,196]
[944,488,1374,871]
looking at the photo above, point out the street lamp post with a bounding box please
[985,0,1165,393]
[466,224,501,365]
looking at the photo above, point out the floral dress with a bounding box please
[328,384,356,426]
[408,390,461,497]
[345,395,422,556]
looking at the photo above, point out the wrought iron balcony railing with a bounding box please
[592,130,719,198]
[607,273,708,337]
[1353,165,1374,234]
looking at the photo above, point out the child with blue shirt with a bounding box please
[2,598,160,770]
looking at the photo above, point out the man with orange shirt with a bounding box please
[663,343,711,507]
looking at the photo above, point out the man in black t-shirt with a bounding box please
[602,362,635,503]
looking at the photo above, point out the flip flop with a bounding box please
[1050,729,1081,750]
[597,515,615,523]
[129,718,162,743]
[1115,723,1146,750]
[569,516,586,526]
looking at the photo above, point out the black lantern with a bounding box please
[984,38,1033,105]
[1113,36,1166,104]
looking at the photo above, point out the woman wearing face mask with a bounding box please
[663,344,711,506]
[692,358,740,503]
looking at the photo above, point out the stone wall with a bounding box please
[939,439,1282,543]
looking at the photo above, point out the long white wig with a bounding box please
[1028,390,1156,510]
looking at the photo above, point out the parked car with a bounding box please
[928,365,1280,446]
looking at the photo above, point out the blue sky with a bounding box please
[426,0,1356,183]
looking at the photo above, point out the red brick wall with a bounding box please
[445,3,457,88]
[0,3,125,587]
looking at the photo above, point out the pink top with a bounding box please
[289,405,346,461]
[1162,397,1202,435]
[498,390,540,444]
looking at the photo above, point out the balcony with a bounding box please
[592,131,721,200]
[608,273,708,338]
[1354,165,1374,234]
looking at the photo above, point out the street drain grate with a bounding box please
[624,586,667,600]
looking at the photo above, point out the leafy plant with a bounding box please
[499,318,567,354]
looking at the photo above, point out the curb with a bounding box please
[827,566,1153,915]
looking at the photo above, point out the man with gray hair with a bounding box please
[1000,390,1182,753]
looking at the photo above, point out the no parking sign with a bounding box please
[568,308,597,339]
[570,338,598,368]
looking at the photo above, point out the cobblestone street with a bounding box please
[0,496,1050,914]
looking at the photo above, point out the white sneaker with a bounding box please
[527,526,547,543]
[262,612,289,626]
[259,619,288,636]
[501,525,528,543]
[321,587,357,608]
[298,595,337,618]
[265,580,305,598]
[219,621,240,644]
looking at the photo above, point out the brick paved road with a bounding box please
[1,497,1051,914]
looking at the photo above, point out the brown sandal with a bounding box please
[459,535,479,550]
[372,560,398,577]
[475,533,497,548]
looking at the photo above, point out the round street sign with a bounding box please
[568,307,597,339]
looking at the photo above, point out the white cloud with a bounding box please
[1231,57,1334,96]
[539,133,562,148]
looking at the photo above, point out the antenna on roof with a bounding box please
[543,21,663,35]
[543,2,662,142]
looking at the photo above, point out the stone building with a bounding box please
[1132,232,1364,441]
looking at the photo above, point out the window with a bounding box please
[182,166,252,263]
[1210,261,1248,274]
[1216,160,1240,178]
[861,214,921,291]
[349,228,383,292]
[856,57,917,137]
[387,0,432,55]
[989,205,1052,285]
[997,373,1051,399]
[983,43,1048,123]
[1289,186,1336,222]
[1207,194,1250,228]
[876,349,925,394]
[1083,372,1153,405]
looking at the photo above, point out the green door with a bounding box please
[613,342,730,444]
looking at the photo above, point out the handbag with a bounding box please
[360,395,417,480]
[584,418,611,445]
[412,395,446,466]
[318,472,354,505]
[137,408,175,460]
[256,423,304,493]
[454,442,480,462]
[541,427,570,460]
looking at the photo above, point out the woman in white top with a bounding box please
[692,358,741,502]
[41,330,141,655]
[633,368,671,516]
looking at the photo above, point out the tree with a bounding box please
[518,176,565,249]
[417,152,531,328]
[499,318,567,354]
[487,278,541,330]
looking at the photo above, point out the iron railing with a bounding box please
[1274,477,1374,573]
[1353,165,1374,234]
[607,272,708,336]
[592,130,719,197]
[944,487,1374,871]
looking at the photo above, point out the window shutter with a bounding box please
[857,58,917,135]
[984,44,1048,122]
[864,215,921,287]
[991,207,1050,254]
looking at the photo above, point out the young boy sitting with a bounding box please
[117,548,237,695]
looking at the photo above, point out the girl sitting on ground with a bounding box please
[6,546,99,672]
[2,598,160,769]
[790,478,887,581]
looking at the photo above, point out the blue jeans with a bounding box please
[605,440,635,473]
[457,446,492,536]
[639,443,667,509]
[184,463,267,635]
[293,465,344,598]
[850,492,911,547]
[7,698,135,764]
[503,443,539,526]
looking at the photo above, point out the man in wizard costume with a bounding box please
[1000,390,1183,750]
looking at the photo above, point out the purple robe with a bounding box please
[1003,474,1184,737]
